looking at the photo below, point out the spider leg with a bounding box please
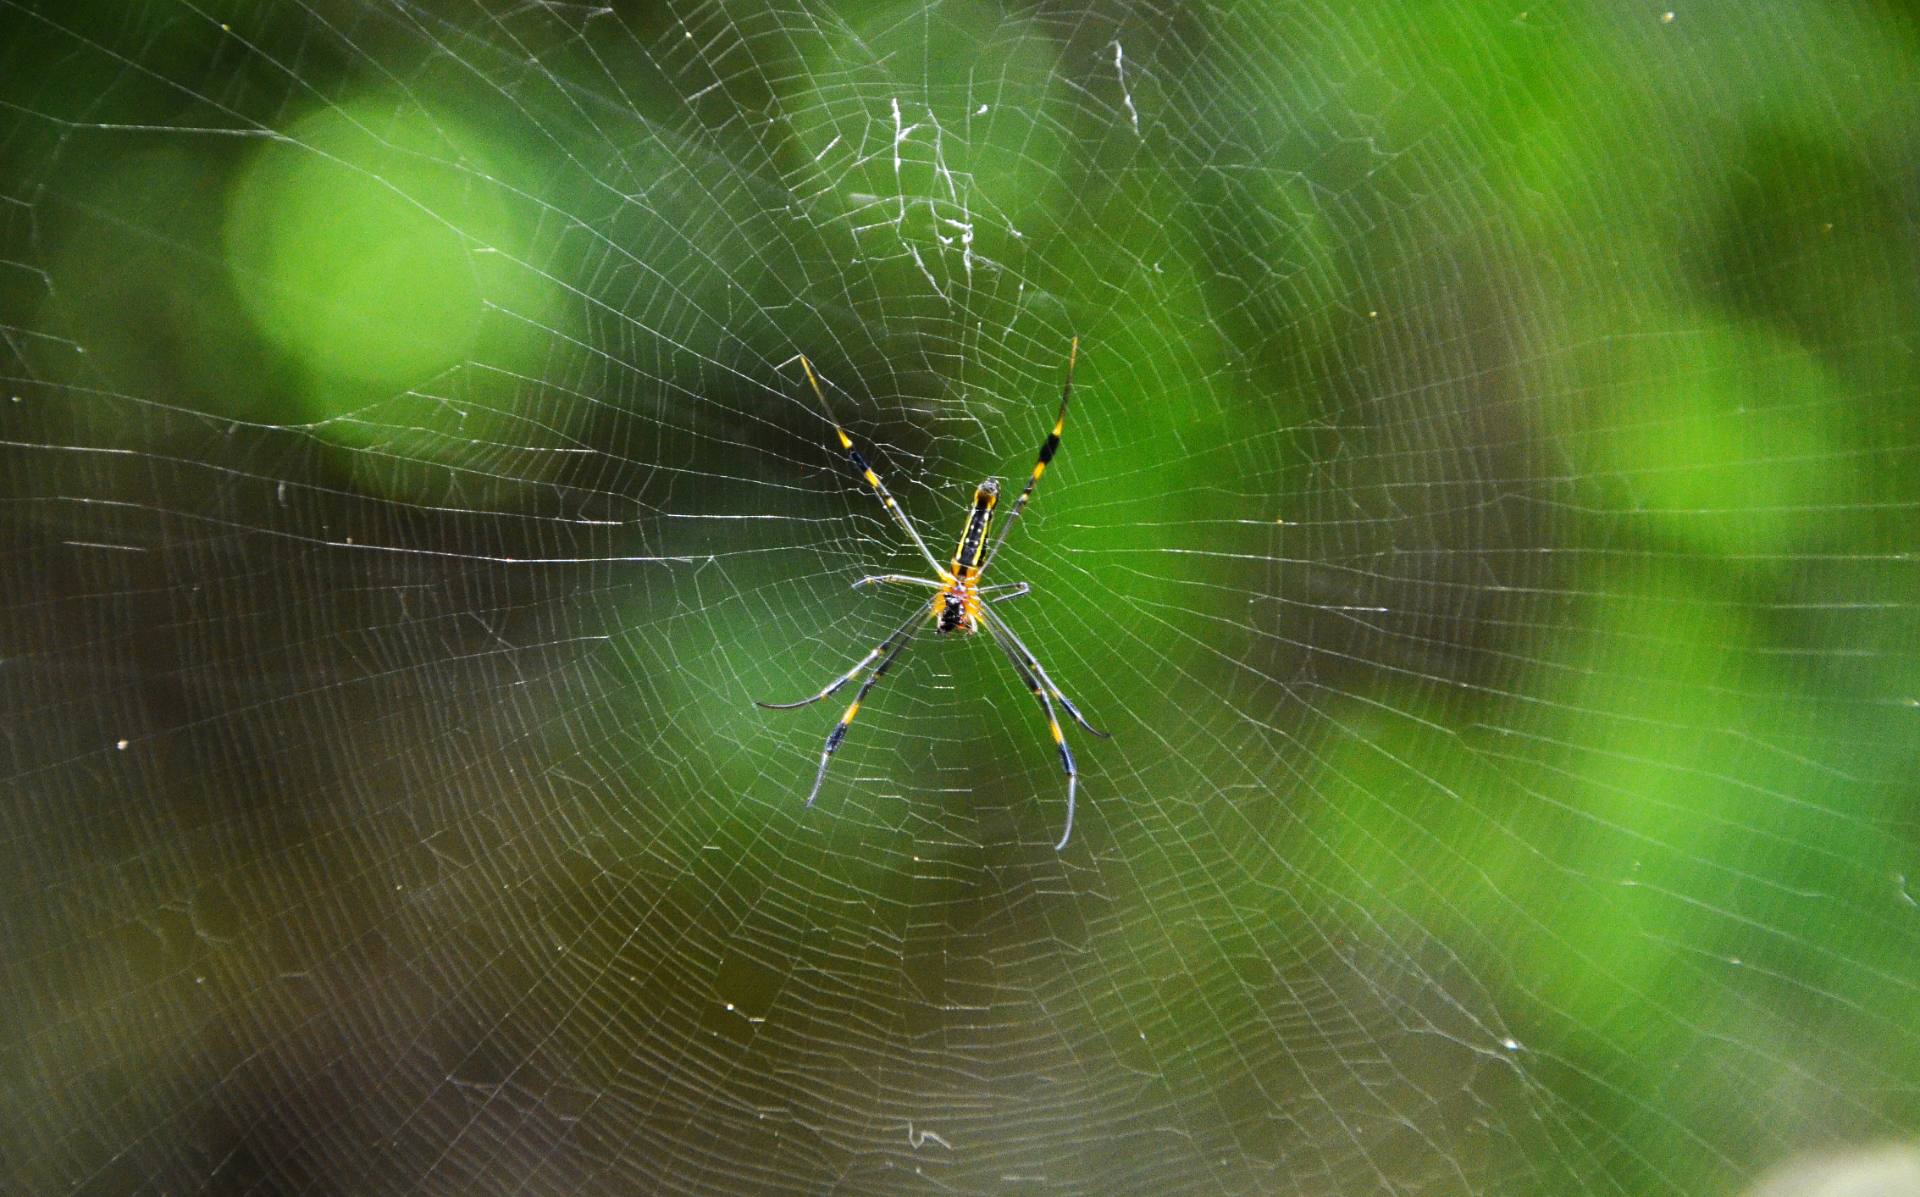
[853,574,945,591]
[980,337,1078,576]
[983,617,1080,850]
[798,356,952,582]
[980,608,1111,739]
[794,613,925,808]
[756,604,926,711]
[981,582,1030,602]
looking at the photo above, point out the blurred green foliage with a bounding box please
[3,1,1917,1193]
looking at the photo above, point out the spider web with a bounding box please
[3,2,1918,1194]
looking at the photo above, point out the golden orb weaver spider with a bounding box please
[757,339,1110,849]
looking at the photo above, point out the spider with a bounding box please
[757,339,1109,849]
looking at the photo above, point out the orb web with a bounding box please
[2,2,1916,1194]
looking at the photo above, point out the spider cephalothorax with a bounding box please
[757,342,1109,849]
[935,589,975,635]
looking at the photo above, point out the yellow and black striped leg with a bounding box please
[796,614,924,808]
[756,605,925,712]
[798,356,952,582]
[981,608,1111,740]
[1042,688,1078,850]
[981,337,1078,572]
[984,618,1080,849]
[756,599,926,809]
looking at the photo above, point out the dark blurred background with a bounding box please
[2,2,1917,1193]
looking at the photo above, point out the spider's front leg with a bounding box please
[983,616,1082,849]
[756,605,925,712]
[757,605,928,810]
[981,608,1109,740]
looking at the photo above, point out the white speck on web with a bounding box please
[1113,41,1141,135]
